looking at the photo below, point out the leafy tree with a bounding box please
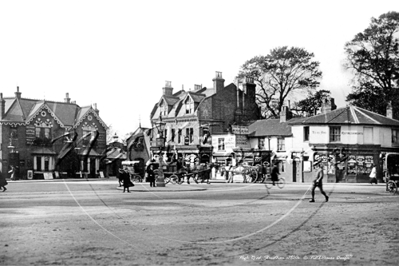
[291,90,334,117]
[237,46,322,118]
[344,11,399,118]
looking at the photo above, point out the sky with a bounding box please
[0,0,398,138]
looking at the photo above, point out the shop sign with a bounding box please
[311,130,327,135]
[236,135,249,147]
[342,131,363,135]
[231,125,249,135]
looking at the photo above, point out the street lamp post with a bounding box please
[7,138,18,180]
[155,119,166,187]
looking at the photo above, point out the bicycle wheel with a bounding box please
[277,177,285,189]
[264,176,273,189]
[169,174,178,185]
[132,174,141,183]
[388,181,397,194]
[164,176,171,184]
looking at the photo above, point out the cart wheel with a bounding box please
[250,170,258,183]
[388,181,397,195]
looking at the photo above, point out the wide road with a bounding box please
[0,179,398,265]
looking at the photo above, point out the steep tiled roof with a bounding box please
[289,105,399,127]
[162,95,180,106]
[3,99,25,122]
[248,119,293,137]
[46,101,79,126]
[187,91,206,103]
[1,96,107,129]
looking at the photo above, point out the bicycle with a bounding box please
[130,173,143,183]
[264,175,285,189]
[387,180,398,194]
[154,169,183,185]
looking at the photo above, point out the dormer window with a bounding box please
[159,101,167,116]
[185,97,194,114]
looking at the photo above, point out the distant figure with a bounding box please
[369,164,377,185]
[146,164,156,187]
[227,163,234,183]
[8,166,15,181]
[0,171,7,192]
[310,162,329,203]
[120,168,134,193]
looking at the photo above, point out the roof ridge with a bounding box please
[355,106,399,122]
[349,106,360,123]
[353,106,381,124]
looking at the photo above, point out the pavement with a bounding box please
[6,176,386,192]
[5,176,229,192]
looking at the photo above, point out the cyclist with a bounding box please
[271,163,280,186]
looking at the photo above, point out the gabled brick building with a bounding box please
[0,88,107,179]
[150,71,260,162]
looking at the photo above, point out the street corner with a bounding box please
[115,183,207,192]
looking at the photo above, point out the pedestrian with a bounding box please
[117,168,124,187]
[146,164,156,187]
[369,164,377,184]
[176,158,186,184]
[8,166,15,181]
[271,163,280,186]
[227,164,234,183]
[0,170,7,192]
[310,162,329,203]
[121,167,134,193]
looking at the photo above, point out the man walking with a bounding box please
[310,162,329,203]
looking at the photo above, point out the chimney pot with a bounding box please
[15,86,21,99]
[65,92,71,103]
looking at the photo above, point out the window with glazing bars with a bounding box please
[330,126,341,142]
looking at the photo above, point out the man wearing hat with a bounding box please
[310,161,329,203]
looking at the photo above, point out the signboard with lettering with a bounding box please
[231,125,249,135]
[235,135,249,147]
[26,126,36,145]
[309,126,328,143]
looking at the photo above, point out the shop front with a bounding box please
[308,144,381,183]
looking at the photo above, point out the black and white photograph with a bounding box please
[0,0,399,265]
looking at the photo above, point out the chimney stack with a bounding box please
[163,81,173,96]
[386,101,393,119]
[93,103,99,115]
[280,105,292,123]
[321,96,336,114]
[64,93,71,103]
[15,86,21,99]
[213,71,225,94]
[0,93,5,119]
